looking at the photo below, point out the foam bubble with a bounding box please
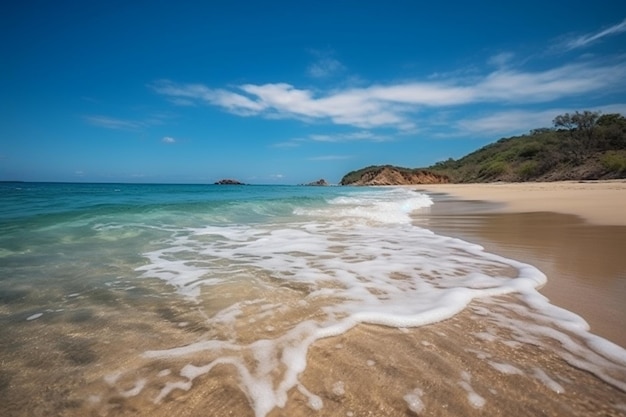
[332,381,345,396]
[488,361,524,375]
[459,372,485,409]
[26,313,43,321]
[297,384,323,411]
[403,387,425,414]
[532,367,564,394]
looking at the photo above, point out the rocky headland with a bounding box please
[340,166,449,186]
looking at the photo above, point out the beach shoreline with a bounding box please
[411,180,626,347]
[2,182,626,417]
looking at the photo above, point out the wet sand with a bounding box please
[414,180,626,347]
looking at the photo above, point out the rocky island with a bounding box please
[304,179,329,186]
[214,179,245,185]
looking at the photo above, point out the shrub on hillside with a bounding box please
[601,151,626,173]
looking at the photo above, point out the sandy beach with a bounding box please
[414,180,626,347]
[415,180,626,226]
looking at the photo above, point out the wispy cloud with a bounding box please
[564,18,626,50]
[153,60,626,131]
[455,109,565,136]
[309,131,391,143]
[162,136,176,144]
[150,80,266,115]
[84,115,145,131]
[85,113,172,131]
[455,103,626,137]
[274,131,391,148]
[488,52,515,67]
[308,154,353,161]
[307,50,346,78]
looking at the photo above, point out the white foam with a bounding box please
[403,387,425,414]
[127,187,626,417]
[120,379,146,398]
[532,367,564,394]
[297,384,323,411]
[332,381,345,396]
[104,371,122,386]
[459,372,486,409]
[26,313,43,321]
[488,361,524,375]
[296,187,433,225]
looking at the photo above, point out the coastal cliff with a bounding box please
[340,166,449,185]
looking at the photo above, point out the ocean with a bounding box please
[1,182,625,416]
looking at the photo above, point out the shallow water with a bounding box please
[1,183,625,416]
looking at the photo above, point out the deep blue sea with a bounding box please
[1,182,625,416]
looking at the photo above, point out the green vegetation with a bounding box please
[601,151,626,173]
[427,111,626,182]
[340,111,626,184]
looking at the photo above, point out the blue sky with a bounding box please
[2,1,626,184]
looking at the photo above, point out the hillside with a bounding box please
[340,165,449,185]
[341,111,626,185]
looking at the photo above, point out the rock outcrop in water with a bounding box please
[340,165,449,185]
[304,179,329,186]
[214,179,245,185]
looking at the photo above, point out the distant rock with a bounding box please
[305,179,329,186]
[340,166,449,186]
[214,179,245,185]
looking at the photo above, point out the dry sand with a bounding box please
[415,180,626,226]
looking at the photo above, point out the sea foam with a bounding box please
[127,187,626,416]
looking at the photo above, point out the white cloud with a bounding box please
[308,57,346,78]
[150,80,266,114]
[488,52,515,67]
[455,103,626,137]
[85,113,172,131]
[308,155,352,161]
[153,60,626,131]
[275,131,391,148]
[162,136,176,144]
[309,131,390,142]
[565,18,626,50]
[84,115,144,130]
[307,49,346,78]
[456,109,563,136]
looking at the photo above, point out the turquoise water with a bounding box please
[0,182,359,309]
[1,182,625,417]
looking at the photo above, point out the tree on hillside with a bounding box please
[553,111,601,160]
[553,110,599,138]
[597,113,626,149]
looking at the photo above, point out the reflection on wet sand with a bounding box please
[414,198,626,347]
